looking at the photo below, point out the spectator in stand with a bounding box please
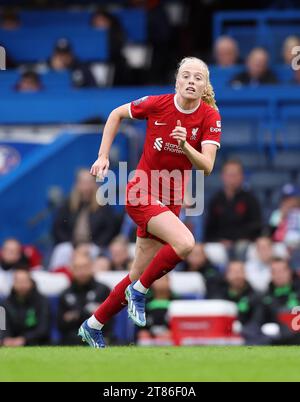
[205,159,263,259]
[231,48,278,87]
[91,8,129,86]
[245,237,272,293]
[269,184,300,247]
[53,169,117,248]
[49,241,100,275]
[183,243,224,299]
[48,39,77,72]
[15,71,42,93]
[0,269,50,347]
[47,38,96,88]
[108,236,131,271]
[137,275,174,346]
[93,256,112,274]
[0,239,42,297]
[282,35,300,66]
[0,9,21,30]
[0,238,30,273]
[57,252,112,345]
[257,258,300,345]
[219,261,262,344]
[213,36,240,67]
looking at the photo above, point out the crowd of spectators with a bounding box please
[1,2,300,89]
[1,158,300,347]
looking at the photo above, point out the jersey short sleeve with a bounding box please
[129,96,158,120]
[201,108,222,149]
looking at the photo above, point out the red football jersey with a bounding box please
[128,93,221,205]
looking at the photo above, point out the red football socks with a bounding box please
[94,274,131,324]
[139,244,182,289]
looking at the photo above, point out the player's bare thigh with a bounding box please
[147,211,195,259]
[129,236,163,281]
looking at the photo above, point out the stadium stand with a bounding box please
[0,5,300,347]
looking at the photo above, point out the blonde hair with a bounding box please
[176,57,218,110]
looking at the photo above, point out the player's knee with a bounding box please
[175,235,195,258]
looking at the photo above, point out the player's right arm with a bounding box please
[90,103,131,179]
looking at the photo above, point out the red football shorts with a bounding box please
[126,182,182,243]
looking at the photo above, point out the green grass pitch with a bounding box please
[1,346,300,382]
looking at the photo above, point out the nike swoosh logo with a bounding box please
[155,121,167,126]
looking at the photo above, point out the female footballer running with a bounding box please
[78,57,222,348]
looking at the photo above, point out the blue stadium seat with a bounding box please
[205,172,222,194]
[41,71,72,89]
[20,10,91,27]
[277,119,300,149]
[269,25,300,63]
[249,170,291,191]
[0,70,19,89]
[220,119,263,150]
[0,27,109,62]
[19,8,147,43]
[272,151,300,171]
[225,27,261,60]
[226,151,269,170]
[210,65,244,88]
[112,8,147,43]
[214,11,300,63]
[0,70,72,90]
[273,65,294,83]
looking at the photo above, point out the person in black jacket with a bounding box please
[0,269,50,347]
[205,159,262,258]
[57,251,113,345]
[257,258,300,345]
[53,169,118,247]
[219,260,262,344]
[231,48,278,88]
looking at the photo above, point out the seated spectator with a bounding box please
[231,48,278,87]
[91,8,129,86]
[245,237,274,293]
[50,39,77,72]
[0,238,30,273]
[57,252,112,345]
[0,9,21,30]
[49,241,100,272]
[213,36,240,67]
[204,159,263,259]
[258,258,300,345]
[270,184,300,250]
[219,261,262,344]
[109,236,131,271]
[282,35,300,66]
[137,275,174,346]
[93,256,112,274]
[0,269,50,347]
[15,71,42,93]
[53,169,117,247]
[183,243,224,299]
